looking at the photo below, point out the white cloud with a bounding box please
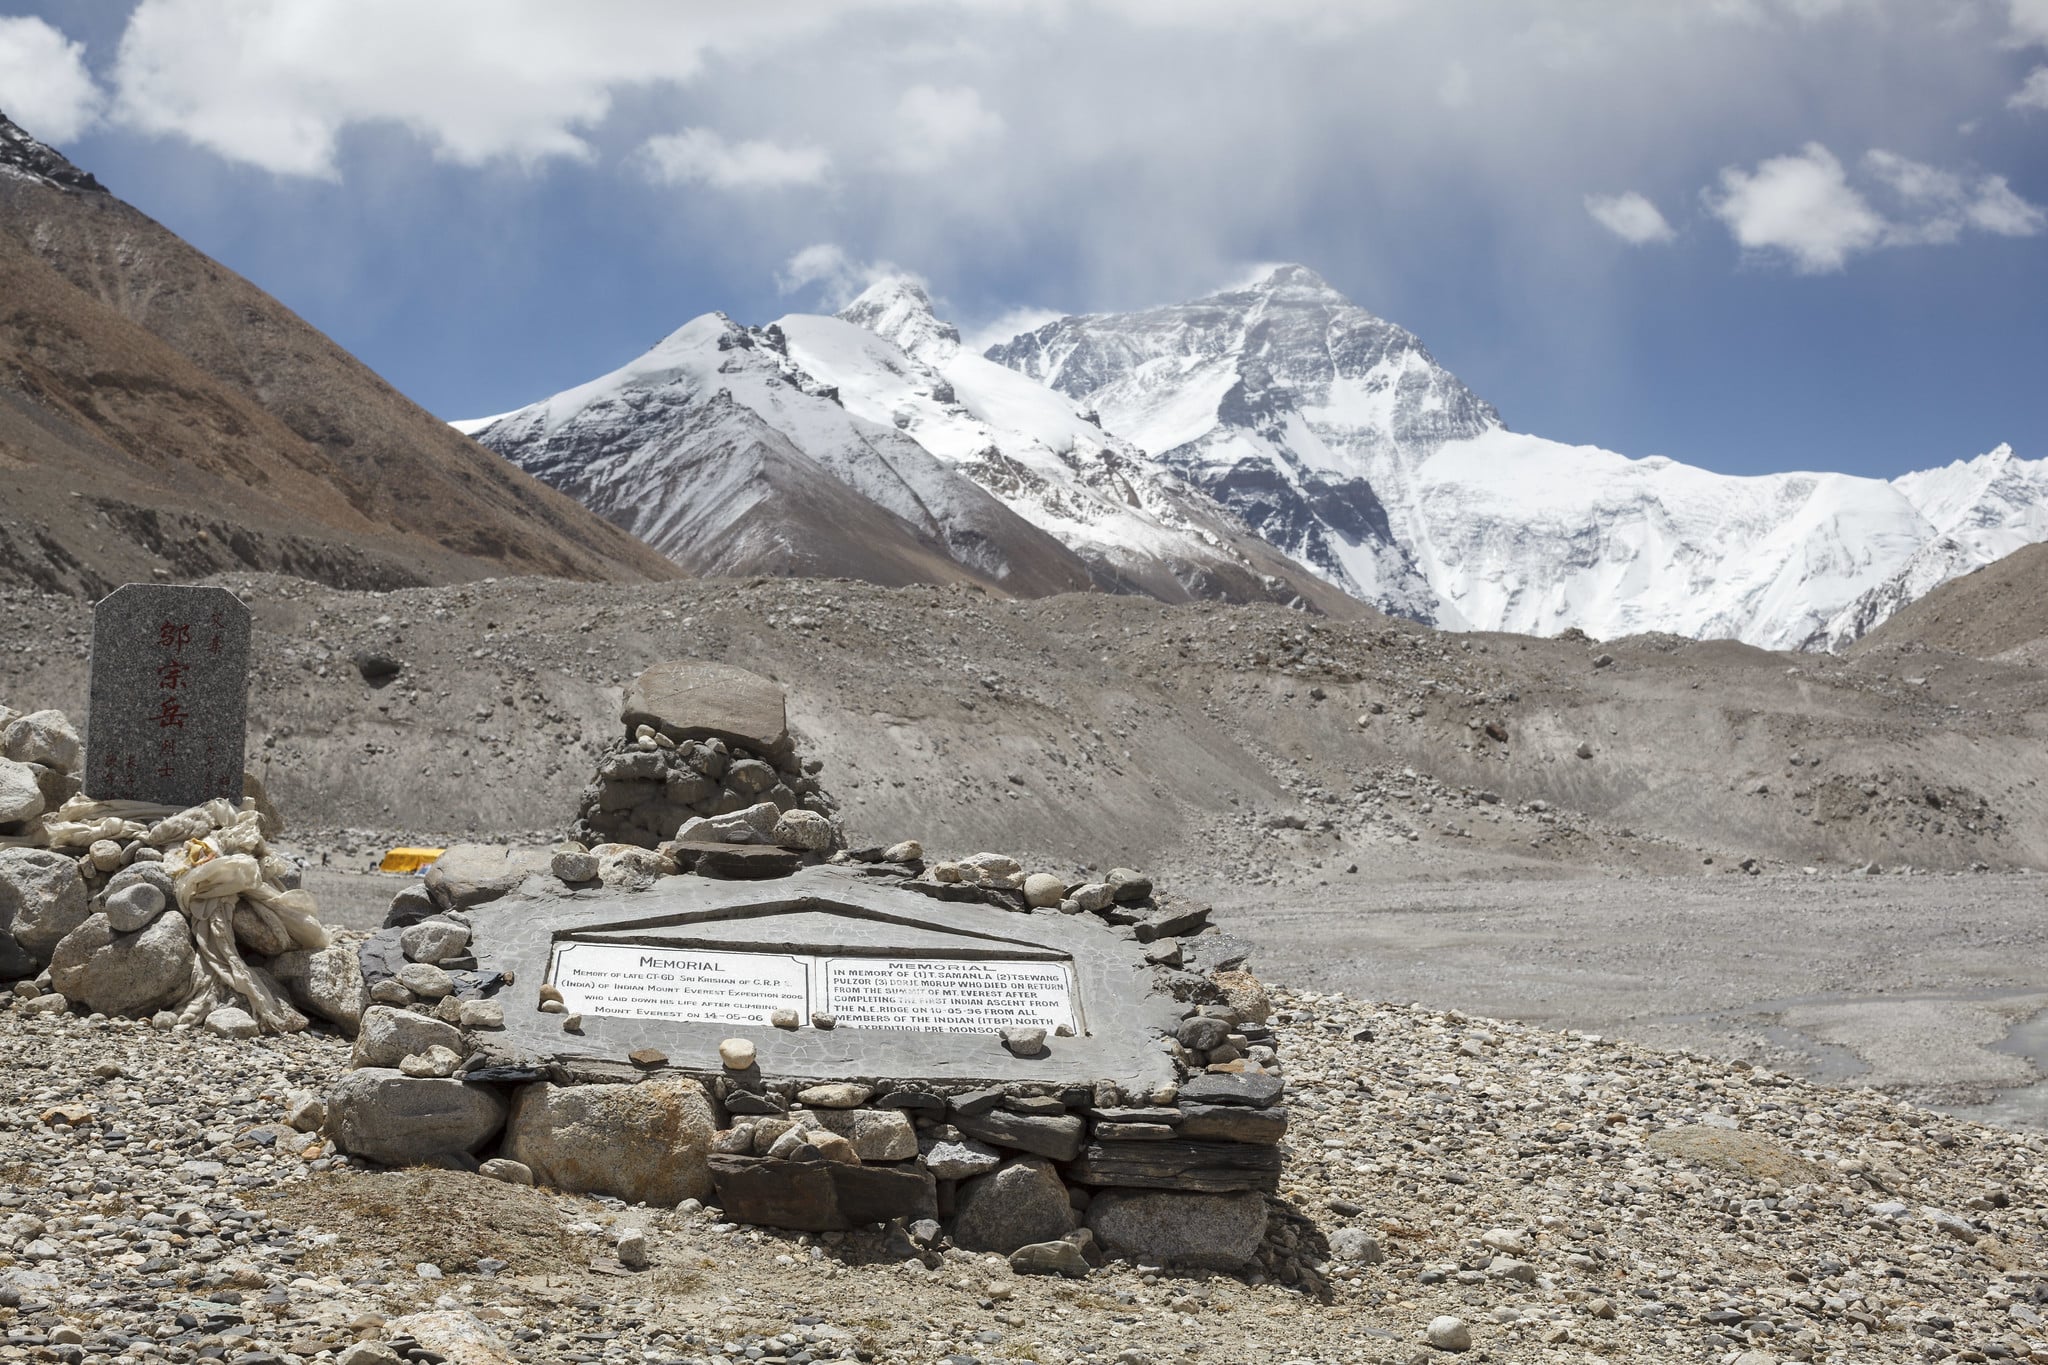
[1705,143,1884,272]
[1584,191,1676,245]
[640,128,827,190]
[1865,148,2046,242]
[962,304,1066,352]
[2012,65,2048,109]
[774,244,923,308]
[1706,144,2044,271]
[106,0,855,178]
[887,84,1002,173]
[1960,175,2048,236]
[0,16,104,143]
[2010,0,2048,46]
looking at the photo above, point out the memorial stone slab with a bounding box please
[84,585,251,807]
[466,865,1180,1090]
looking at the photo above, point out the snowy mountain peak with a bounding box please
[1232,263,1344,301]
[838,277,960,359]
[0,111,105,193]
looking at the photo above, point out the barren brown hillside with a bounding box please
[1854,541,2048,661]
[0,112,680,595]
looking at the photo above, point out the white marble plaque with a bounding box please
[548,943,809,1024]
[824,957,1076,1035]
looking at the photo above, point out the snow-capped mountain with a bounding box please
[456,312,1098,595]
[459,286,1355,611]
[1814,445,2048,649]
[988,265,2043,649]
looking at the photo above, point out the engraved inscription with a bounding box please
[548,943,810,1025]
[824,957,1076,1034]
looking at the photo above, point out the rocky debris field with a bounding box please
[5,981,2047,1365]
[0,573,2042,889]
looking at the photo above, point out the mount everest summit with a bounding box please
[460,264,2044,650]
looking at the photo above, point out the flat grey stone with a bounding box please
[622,661,787,751]
[1176,1103,1288,1144]
[325,1070,507,1166]
[1009,1240,1091,1277]
[468,865,1180,1092]
[424,845,553,911]
[1065,1138,1284,1192]
[1176,1072,1284,1109]
[1085,1189,1268,1269]
[83,585,248,806]
[954,1110,1084,1162]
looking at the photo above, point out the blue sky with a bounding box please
[2,0,2045,478]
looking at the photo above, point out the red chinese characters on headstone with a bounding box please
[154,619,190,777]
[86,585,251,807]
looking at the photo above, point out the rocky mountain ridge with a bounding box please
[988,266,2047,650]
[459,284,1371,614]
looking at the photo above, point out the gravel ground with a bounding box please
[5,983,2046,1365]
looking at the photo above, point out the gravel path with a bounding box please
[5,981,2045,1364]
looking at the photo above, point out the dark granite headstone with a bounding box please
[84,584,251,807]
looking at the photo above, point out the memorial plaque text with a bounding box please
[548,943,811,1024]
[545,942,1079,1034]
[824,957,1076,1034]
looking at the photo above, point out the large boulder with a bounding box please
[325,1070,507,1166]
[423,845,553,911]
[504,1076,718,1206]
[622,662,787,752]
[0,758,44,825]
[1,711,80,774]
[352,1004,461,1068]
[950,1157,1079,1254]
[270,942,369,1036]
[1085,1189,1270,1269]
[0,847,89,967]
[49,910,194,1017]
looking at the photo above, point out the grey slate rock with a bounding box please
[324,1070,508,1167]
[1176,1071,1285,1109]
[423,844,553,911]
[953,1109,1085,1162]
[1085,1189,1269,1269]
[949,1087,1004,1119]
[1009,1240,1091,1277]
[382,883,437,929]
[622,661,788,751]
[1177,1103,1289,1144]
[1065,1138,1284,1193]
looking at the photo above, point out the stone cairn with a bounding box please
[572,660,834,852]
[323,662,1300,1281]
[0,702,358,1038]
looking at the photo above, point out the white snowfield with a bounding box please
[986,265,2043,650]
